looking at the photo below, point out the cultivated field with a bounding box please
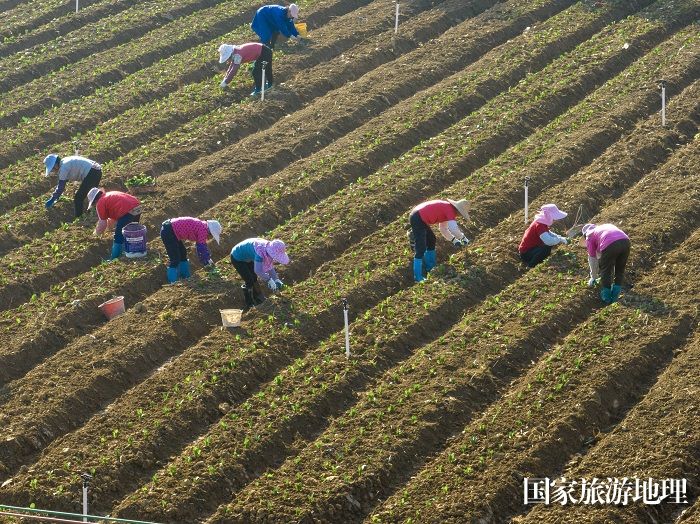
[0,0,698,522]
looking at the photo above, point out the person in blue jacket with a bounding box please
[251,3,301,49]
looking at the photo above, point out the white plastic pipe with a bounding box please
[82,485,87,522]
[394,3,399,34]
[261,61,267,101]
[524,177,530,223]
[76,0,79,13]
[661,84,666,126]
[342,298,350,358]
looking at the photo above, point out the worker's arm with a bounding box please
[539,230,567,246]
[439,220,466,241]
[253,259,276,281]
[49,179,67,202]
[195,242,213,266]
[588,255,600,282]
[222,54,243,85]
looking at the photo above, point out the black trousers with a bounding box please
[160,221,188,268]
[520,245,552,268]
[252,45,273,90]
[409,211,436,259]
[600,239,630,287]
[74,168,102,217]
[261,32,279,49]
[231,256,258,286]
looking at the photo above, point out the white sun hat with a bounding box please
[218,44,235,63]
[207,220,222,244]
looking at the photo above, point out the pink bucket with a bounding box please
[98,296,125,320]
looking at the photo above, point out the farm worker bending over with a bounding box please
[230,238,289,309]
[581,223,630,304]
[87,188,142,260]
[409,199,470,283]
[43,154,102,218]
[518,204,569,268]
[160,217,222,283]
[251,3,300,49]
[219,42,273,96]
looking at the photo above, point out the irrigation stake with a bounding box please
[76,0,79,13]
[524,176,530,223]
[659,79,667,127]
[342,298,350,358]
[80,473,92,522]
[394,2,399,34]
[260,61,268,101]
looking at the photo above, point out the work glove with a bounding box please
[274,279,284,290]
[291,35,301,42]
[267,279,278,291]
[559,236,569,245]
[45,198,55,209]
[452,237,469,247]
[220,80,227,89]
[205,259,216,268]
[588,277,600,288]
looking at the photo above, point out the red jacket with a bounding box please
[413,200,457,225]
[96,191,140,221]
[519,221,550,253]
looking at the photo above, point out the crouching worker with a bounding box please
[251,3,300,49]
[408,199,470,283]
[230,238,289,309]
[160,217,222,283]
[88,188,142,260]
[581,223,630,304]
[219,42,273,97]
[43,154,102,218]
[518,204,569,268]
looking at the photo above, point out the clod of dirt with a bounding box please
[133,302,147,314]
[218,402,231,414]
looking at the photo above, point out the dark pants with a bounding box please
[75,168,102,218]
[160,221,188,268]
[600,239,630,287]
[410,211,436,259]
[114,212,140,244]
[252,45,273,90]
[520,245,552,268]
[260,32,279,49]
[231,256,257,286]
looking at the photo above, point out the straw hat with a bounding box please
[447,199,470,220]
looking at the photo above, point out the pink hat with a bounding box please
[288,3,299,18]
[534,204,567,226]
[581,223,596,237]
[266,239,289,265]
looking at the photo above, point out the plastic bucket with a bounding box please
[220,309,242,328]
[99,296,125,320]
[122,222,147,258]
[294,22,308,37]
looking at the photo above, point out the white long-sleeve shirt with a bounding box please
[438,220,466,241]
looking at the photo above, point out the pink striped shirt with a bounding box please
[586,224,629,257]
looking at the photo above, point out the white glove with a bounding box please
[291,35,301,42]
[452,237,469,247]
[267,279,278,291]
[559,236,569,245]
[220,80,227,88]
[588,277,599,287]
[274,279,284,289]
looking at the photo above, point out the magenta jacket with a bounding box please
[586,224,629,257]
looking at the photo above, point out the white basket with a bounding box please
[220,309,242,327]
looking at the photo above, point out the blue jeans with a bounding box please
[410,211,436,259]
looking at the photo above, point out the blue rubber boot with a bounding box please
[413,258,424,282]
[600,287,612,304]
[178,260,191,279]
[424,250,437,272]
[166,267,179,284]
[110,242,124,260]
[611,284,622,303]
